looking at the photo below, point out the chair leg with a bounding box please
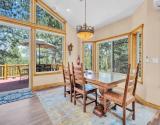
[64,85,66,97]
[83,94,87,112]
[123,106,126,125]
[74,90,76,105]
[95,90,97,106]
[103,97,107,113]
[132,101,135,120]
[70,89,72,102]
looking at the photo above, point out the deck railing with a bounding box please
[0,64,29,80]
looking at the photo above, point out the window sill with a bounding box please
[34,70,62,76]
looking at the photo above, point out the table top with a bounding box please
[84,71,126,89]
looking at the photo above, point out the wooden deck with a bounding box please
[0,77,28,92]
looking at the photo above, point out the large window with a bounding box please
[36,30,64,72]
[0,0,30,21]
[36,5,64,30]
[83,43,93,70]
[97,37,128,74]
[0,23,30,64]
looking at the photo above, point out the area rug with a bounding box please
[36,87,157,125]
[0,88,33,105]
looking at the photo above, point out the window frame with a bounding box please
[0,0,66,78]
[131,24,144,84]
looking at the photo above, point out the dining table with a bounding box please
[84,71,127,116]
[84,71,126,91]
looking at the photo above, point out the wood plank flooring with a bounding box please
[0,96,52,125]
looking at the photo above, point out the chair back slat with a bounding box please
[123,64,140,104]
[123,64,131,104]
[62,62,72,84]
[72,63,85,86]
[132,63,140,96]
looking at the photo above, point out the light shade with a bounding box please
[76,23,94,41]
[77,31,93,41]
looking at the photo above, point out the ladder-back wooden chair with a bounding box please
[72,63,97,112]
[103,64,139,125]
[62,62,73,102]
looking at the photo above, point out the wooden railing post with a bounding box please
[4,64,8,79]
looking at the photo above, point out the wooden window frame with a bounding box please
[95,34,130,73]
[131,24,144,84]
[0,0,67,80]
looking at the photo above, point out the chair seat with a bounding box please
[74,84,96,94]
[104,90,135,106]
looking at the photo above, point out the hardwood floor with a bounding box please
[0,96,52,125]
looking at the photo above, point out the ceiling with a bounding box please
[44,0,144,29]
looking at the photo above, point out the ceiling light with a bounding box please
[66,8,71,12]
[76,0,94,41]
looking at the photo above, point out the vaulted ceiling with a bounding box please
[44,0,144,29]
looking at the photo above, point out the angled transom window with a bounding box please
[36,4,64,30]
[0,0,30,21]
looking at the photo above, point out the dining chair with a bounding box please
[103,64,139,125]
[72,63,97,112]
[62,62,73,102]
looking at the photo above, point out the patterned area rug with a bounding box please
[37,87,157,125]
[0,88,33,105]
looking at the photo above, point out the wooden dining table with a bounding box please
[84,71,126,91]
[84,71,126,116]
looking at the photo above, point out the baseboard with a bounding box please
[136,95,160,110]
[32,82,64,91]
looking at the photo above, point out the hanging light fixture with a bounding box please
[76,0,94,41]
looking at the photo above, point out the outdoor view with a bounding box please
[83,43,92,70]
[36,30,64,72]
[98,38,128,73]
[0,0,65,92]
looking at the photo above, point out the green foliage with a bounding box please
[113,38,128,73]
[36,5,63,30]
[98,38,128,73]
[99,42,112,72]
[0,24,29,64]
[0,0,30,21]
[36,31,64,65]
[84,44,92,70]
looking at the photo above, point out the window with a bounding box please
[132,25,143,83]
[36,30,64,72]
[97,37,128,73]
[36,5,64,30]
[0,23,30,64]
[112,38,128,73]
[0,0,30,21]
[83,43,92,70]
[98,42,112,72]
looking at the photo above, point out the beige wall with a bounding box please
[92,0,160,106]
[33,23,79,86]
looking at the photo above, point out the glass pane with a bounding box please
[0,0,30,21]
[113,38,128,73]
[98,42,112,72]
[136,33,142,77]
[36,30,64,72]
[36,5,64,30]
[84,43,92,70]
[0,24,30,64]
